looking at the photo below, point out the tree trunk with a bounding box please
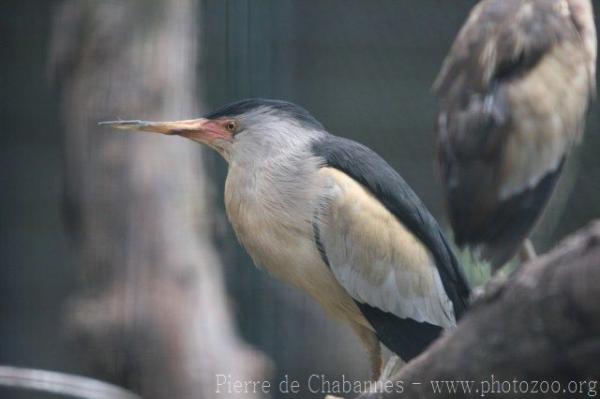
[359,220,600,399]
[50,1,268,398]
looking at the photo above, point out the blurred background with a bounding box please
[1,1,598,398]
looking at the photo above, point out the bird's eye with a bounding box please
[226,121,237,133]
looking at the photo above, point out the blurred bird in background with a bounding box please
[434,0,597,271]
[102,99,470,379]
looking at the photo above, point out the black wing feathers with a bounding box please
[355,302,444,362]
[479,160,565,267]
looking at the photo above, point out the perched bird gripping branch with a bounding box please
[102,99,470,379]
[435,0,596,270]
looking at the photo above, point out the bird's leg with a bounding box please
[352,323,382,380]
[519,239,537,264]
[369,343,383,381]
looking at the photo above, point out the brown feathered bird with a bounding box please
[434,0,597,270]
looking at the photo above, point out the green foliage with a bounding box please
[453,243,491,289]
[447,230,521,289]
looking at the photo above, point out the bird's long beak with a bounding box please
[99,118,233,147]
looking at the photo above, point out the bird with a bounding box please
[434,0,597,270]
[101,99,471,379]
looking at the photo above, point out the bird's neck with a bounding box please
[225,148,322,234]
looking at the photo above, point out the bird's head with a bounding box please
[101,99,325,163]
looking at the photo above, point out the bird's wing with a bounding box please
[312,135,470,358]
[315,166,456,327]
[435,0,594,171]
[434,0,596,254]
[434,0,595,102]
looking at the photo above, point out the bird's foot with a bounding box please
[378,355,405,382]
[519,239,537,264]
